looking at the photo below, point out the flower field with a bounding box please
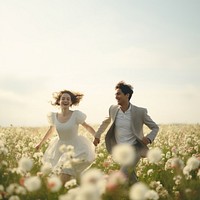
[0,124,200,200]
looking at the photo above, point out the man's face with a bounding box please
[115,88,129,106]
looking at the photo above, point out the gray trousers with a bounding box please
[120,143,142,185]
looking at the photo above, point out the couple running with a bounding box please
[36,81,159,184]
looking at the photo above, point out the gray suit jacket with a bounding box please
[95,104,159,154]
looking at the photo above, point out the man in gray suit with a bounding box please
[93,81,159,184]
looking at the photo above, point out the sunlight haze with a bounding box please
[0,0,200,126]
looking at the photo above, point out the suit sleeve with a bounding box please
[143,108,159,143]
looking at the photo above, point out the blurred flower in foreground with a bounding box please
[106,171,127,192]
[76,184,101,200]
[112,143,136,166]
[183,156,200,179]
[59,184,101,200]
[81,168,104,185]
[130,182,159,200]
[165,157,184,170]
[47,176,62,192]
[145,190,159,200]
[147,147,162,164]
[183,166,192,179]
[170,157,184,169]
[81,168,106,195]
[6,183,26,195]
[197,169,200,178]
[59,187,80,200]
[40,162,52,175]
[24,176,41,192]
[8,195,20,200]
[64,179,77,189]
[18,157,33,172]
[129,182,149,200]
[0,184,4,192]
[186,156,200,171]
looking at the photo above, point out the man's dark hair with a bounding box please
[115,81,134,100]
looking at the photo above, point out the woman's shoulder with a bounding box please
[73,110,85,115]
[73,110,86,123]
[73,110,86,118]
[47,112,56,125]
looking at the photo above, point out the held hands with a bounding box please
[93,138,100,146]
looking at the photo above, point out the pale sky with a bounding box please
[0,0,200,126]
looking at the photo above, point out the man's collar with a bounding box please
[119,103,131,112]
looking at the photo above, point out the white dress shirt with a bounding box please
[114,105,137,144]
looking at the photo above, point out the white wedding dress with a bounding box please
[43,110,95,177]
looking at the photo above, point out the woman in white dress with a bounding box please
[35,90,96,183]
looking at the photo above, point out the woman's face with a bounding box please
[59,93,72,108]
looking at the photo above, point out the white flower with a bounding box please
[18,157,33,172]
[81,168,106,194]
[107,171,127,185]
[33,152,43,159]
[59,187,80,200]
[129,182,149,200]
[147,148,162,164]
[145,190,159,200]
[1,160,8,167]
[98,153,104,158]
[8,195,20,200]
[15,185,26,195]
[59,144,68,153]
[64,179,77,189]
[6,184,19,195]
[0,185,4,191]
[173,175,182,185]
[0,147,8,155]
[106,171,127,192]
[52,165,62,175]
[186,138,192,143]
[59,193,72,200]
[170,157,184,169]
[186,156,200,171]
[0,140,5,148]
[47,176,62,192]
[67,145,74,152]
[197,169,200,178]
[76,185,101,200]
[66,151,75,159]
[147,169,154,176]
[165,151,171,159]
[183,165,190,175]
[71,157,83,164]
[40,162,52,175]
[183,166,192,179]
[112,144,136,166]
[63,160,72,169]
[81,168,104,185]
[24,176,41,192]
